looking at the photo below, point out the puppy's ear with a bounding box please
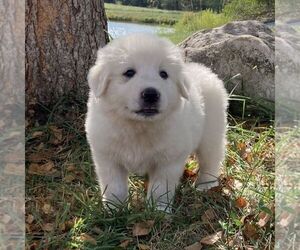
[178,76,189,100]
[87,63,110,98]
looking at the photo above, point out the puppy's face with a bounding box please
[88,34,189,121]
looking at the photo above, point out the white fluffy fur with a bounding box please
[85,34,228,211]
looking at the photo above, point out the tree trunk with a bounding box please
[25,0,109,106]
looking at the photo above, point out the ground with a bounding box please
[25,97,275,249]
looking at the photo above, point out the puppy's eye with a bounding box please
[159,70,168,79]
[123,69,136,78]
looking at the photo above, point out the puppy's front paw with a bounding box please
[196,179,219,191]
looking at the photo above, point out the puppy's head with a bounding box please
[88,33,189,121]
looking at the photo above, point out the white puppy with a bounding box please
[85,34,228,211]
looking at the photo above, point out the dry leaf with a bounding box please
[42,203,53,214]
[233,179,243,189]
[240,214,255,225]
[184,242,202,250]
[243,152,253,164]
[26,214,34,224]
[138,244,150,250]
[237,142,246,151]
[49,126,63,144]
[132,220,154,236]
[66,164,76,172]
[43,223,54,232]
[64,174,75,183]
[80,233,97,245]
[28,161,56,176]
[32,131,44,138]
[36,142,45,150]
[92,226,103,234]
[119,239,131,248]
[243,223,259,240]
[65,220,75,230]
[27,152,50,163]
[235,197,248,209]
[200,231,222,245]
[201,208,216,223]
[59,222,66,231]
[257,211,271,228]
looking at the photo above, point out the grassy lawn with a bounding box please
[105,3,183,25]
[25,96,275,249]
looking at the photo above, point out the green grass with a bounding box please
[105,3,183,25]
[223,0,274,21]
[161,9,232,44]
[25,97,275,249]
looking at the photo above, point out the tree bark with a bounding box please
[25,0,109,106]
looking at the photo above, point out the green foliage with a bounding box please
[223,0,274,20]
[161,10,232,43]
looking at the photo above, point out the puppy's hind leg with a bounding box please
[195,133,226,191]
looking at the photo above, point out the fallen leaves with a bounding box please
[243,223,259,240]
[26,214,34,224]
[49,126,64,145]
[79,233,97,245]
[235,197,248,209]
[200,231,223,245]
[27,151,51,163]
[138,243,151,250]
[132,220,155,237]
[27,161,57,176]
[32,131,44,138]
[237,141,253,164]
[42,203,53,215]
[42,223,54,232]
[184,242,203,250]
[257,211,271,228]
[201,208,216,223]
[119,239,131,248]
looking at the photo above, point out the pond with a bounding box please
[108,21,174,38]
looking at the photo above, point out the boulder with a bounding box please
[179,20,275,101]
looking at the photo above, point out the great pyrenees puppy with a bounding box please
[85,33,228,211]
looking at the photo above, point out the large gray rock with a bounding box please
[179,20,275,101]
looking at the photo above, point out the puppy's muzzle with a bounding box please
[136,87,160,117]
[141,87,160,104]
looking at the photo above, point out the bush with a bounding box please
[163,10,231,43]
[223,0,274,20]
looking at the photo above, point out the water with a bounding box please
[108,21,173,38]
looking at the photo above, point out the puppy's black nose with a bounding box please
[141,88,160,104]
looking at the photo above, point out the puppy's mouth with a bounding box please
[135,108,159,117]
